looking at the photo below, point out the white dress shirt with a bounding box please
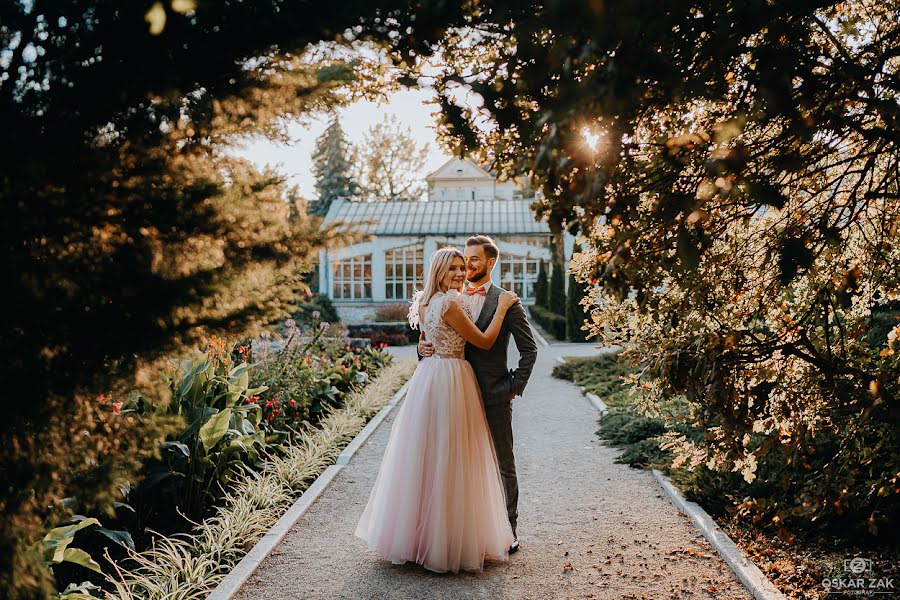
[466,280,492,322]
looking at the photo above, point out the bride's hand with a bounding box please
[498,290,519,312]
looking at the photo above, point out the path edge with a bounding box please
[554,356,608,414]
[557,355,784,599]
[206,379,411,600]
[651,470,786,600]
[524,307,550,348]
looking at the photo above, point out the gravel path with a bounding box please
[235,343,752,599]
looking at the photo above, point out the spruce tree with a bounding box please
[549,258,566,315]
[310,115,358,215]
[566,271,590,342]
[534,259,548,308]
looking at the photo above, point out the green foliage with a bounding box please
[548,258,566,315]
[2,0,390,590]
[866,304,900,349]
[566,270,591,342]
[310,115,359,215]
[250,321,392,435]
[534,260,549,309]
[39,518,103,576]
[291,293,340,329]
[417,0,900,541]
[131,348,268,526]
[529,305,567,340]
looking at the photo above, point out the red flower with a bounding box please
[97,394,108,403]
[289,399,296,407]
[112,402,123,414]
[341,365,347,373]
[274,409,280,415]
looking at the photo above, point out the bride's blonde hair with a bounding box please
[408,246,464,329]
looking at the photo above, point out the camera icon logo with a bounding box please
[844,557,873,575]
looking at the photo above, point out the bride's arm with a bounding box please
[443,294,517,350]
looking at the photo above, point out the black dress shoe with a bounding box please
[509,539,520,554]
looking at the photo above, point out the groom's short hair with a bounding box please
[466,235,499,260]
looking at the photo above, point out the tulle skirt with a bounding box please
[355,356,514,573]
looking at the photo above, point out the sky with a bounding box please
[234,88,452,199]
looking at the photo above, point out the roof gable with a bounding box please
[425,157,493,182]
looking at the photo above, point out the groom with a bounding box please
[418,235,538,553]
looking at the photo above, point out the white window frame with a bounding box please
[385,243,424,300]
[332,254,372,300]
[499,255,541,301]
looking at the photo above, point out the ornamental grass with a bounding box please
[101,360,415,600]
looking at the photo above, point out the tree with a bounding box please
[534,260,549,308]
[310,115,358,215]
[404,0,900,537]
[548,258,566,316]
[0,0,431,594]
[355,114,430,201]
[566,247,591,342]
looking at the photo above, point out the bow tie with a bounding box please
[466,286,487,296]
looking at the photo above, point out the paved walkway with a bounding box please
[235,342,752,599]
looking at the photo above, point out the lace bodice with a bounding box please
[422,292,474,359]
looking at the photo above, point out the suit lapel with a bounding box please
[475,285,501,331]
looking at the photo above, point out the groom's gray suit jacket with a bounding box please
[465,285,538,405]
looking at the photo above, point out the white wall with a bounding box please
[321,233,575,322]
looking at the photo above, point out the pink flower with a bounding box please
[112,402,123,414]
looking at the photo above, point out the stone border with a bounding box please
[524,306,551,348]
[651,470,786,600]
[554,356,608,414]
[206,379,411,600]
[557,353,784,599]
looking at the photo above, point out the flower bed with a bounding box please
[345,322,418,346]
[46,320,406,599]
[101,361,414,599]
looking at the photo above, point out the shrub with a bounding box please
[129,341,268,527]
[373,303,410,322]
[530,305,566,340]
[251,320,392,434]
[346,322,418,346]
[566,268,591,342]
[534,260,549,309]
[548,257,566,315]
[291,293,340,328]
[101,361,415,599]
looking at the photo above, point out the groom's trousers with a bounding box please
[484,401,518,537]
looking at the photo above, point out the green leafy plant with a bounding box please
[530,305,567,340]
[39,518,103,576]
[132,343,268,525]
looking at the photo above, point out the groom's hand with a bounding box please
[417,339,435,357]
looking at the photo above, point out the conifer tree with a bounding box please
[566,267,590,342]
[548,258,566,315]
[534,259,548,308]
[310,115,358,215]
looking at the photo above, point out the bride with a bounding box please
[355,247,519,573]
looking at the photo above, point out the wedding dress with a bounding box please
[355,291,514,573]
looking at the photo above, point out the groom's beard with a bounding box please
[467,266,489,285]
